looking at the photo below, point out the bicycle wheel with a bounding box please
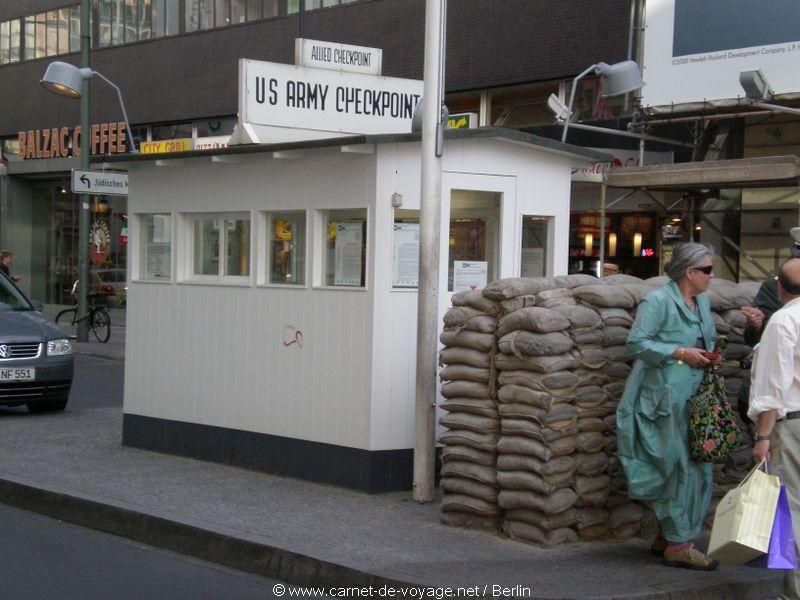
[55,308,78,339]
[91,308,112,343]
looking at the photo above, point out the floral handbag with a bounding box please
[688,336,742,462]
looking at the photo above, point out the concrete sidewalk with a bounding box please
[0,406,780,599]
[70,325,126,361]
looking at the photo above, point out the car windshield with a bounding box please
[0,273,33,311]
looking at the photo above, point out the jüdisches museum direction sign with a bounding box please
[239,59,423,138]
[71,169,129,197]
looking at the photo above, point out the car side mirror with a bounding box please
[31,300,44,312]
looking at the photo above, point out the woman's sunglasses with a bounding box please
[692,265,713,275]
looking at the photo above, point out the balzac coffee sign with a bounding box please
[17,122,128,160]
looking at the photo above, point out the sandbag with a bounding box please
[502,520,579,546]
[575,489,610,508]
[578,417,606,432]
[576,452,609,476]
[572,348,609,369]
[575,474,611,495]
[504,508,578,531]
[497,307,571,337]
[495,353,578,374]
[604,345,631,363]
[602,362,631,380]
[555,274,600,289]
[440,398,497,418]
[497,470,557,495]
[498,370,579,396]
[439,429,498,453]
[572,284,635,309]
[712,311,729,334]
[483,277,557,301]
[603,274,644,285]
[441,461,498,486]
[441,476,498,504]
[498,488,578,514]
[440,329,495,352]
[574,370,606,388]
[723,308,747,330]
[442,444,496,467]
[724,343,751,361]
[619,284,652,304]
[439,364,491,384]
[451,289,497,313]
[496,453,576,476]
[500,417,577,442]
[536,288,576,308]
[604,381,626,398]
[497,435,577,460]
[610,503,645,529]
[645,276,669,287]
[573,385,606,406]
[500,295,537,315]
[576,431,607,453]
[439,347,490,368]
[553,305,602,331]
[497,402,577,429]
[498,331,574,357]
[598,308,634,327]
[497,385,555,410]
[575,507,610,531]
[440,412,499,433]
[458,315,499,334]
[443,306,484,328]
[571,330,605,347]
[440,380,490,400]
[603,326,630,347]
[441,493,500,516]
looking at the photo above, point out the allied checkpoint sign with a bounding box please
[236,58,424,144]
[642,0,800,110]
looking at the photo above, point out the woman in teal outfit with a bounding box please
[617,243,720,570]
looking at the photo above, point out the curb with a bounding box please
[73,347,125,362]
[0,476,780,599]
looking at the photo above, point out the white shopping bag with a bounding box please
[708,460,781,564]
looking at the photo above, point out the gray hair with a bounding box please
[664,242,715,281]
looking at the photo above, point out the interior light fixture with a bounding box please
[633,232,642,256]
[608,233,617,257]
[584,233,594,256]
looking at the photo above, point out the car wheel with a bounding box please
[27,396,68,413]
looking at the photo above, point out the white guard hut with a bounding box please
[110,127,608,492]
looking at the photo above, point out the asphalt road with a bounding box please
[0,503,287,600]
[0,354,122,416]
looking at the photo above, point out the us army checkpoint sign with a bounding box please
[71,169,129,196]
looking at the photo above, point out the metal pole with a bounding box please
[414,0,446,503]
[561,64,597,142]
[688,196,695,242]
[599,182,606,276]
[298,0,304,38]
[77,0,91,342]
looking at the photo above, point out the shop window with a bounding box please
[448,190,500,292]
[35,13,46,59]
[231,0,246,23]
[111,0,125,44]
[319,209,367,287]
[196,117,235,138]
[46,11,58,56]
[24,16,35,60]
[265,211,306,285]
[392,209,420,288]
[187,213,251,282]
[57,9,70,54]
[520,216,551,278]
[139,213,172,281]
[138,0,152,40]
[69,6,80,52]
[152,122,192,141]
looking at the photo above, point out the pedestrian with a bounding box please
[617,242,721,570]
[737,228,800,419]
[748,257,800,599]
[0,250,20,283]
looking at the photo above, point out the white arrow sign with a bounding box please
[71,169,129,196]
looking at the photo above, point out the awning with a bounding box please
[606,155,800,191]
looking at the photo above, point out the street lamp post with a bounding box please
[40,54,136,342]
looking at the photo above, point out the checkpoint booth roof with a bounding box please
[104,48,610,492]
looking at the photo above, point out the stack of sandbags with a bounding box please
[480,278,580,546]
[438,289,502,531]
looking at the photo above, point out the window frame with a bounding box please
[258,209,309,288]
[181,211,253,286]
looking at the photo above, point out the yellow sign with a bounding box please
[140,139,192,154]
[275,220,293,241]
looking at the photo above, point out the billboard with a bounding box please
[642,0,800,109]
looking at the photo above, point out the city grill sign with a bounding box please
[239,59,424,137]
[17,122,129,160]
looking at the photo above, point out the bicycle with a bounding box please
[55,281,112,343]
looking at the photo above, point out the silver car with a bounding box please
[0,273,73,412]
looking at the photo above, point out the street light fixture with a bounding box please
[41,61,137,154]
[560,60,645,142]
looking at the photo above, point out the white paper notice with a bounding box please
[392,223,420,287]
[152,215,171,244]
[334,222,364,286]
[145,244,171,280]
[453,261,488,292]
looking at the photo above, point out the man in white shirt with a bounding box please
[749,257,800,599]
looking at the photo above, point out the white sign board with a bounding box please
[238,59,423,141]
[334,222,364,286]
[392,223,420,287]
[71,169,129,196]
[642,0,800,109]
[295,38,382,75]
[453,261,488,293]
[194,136,230,151]
[571,149,674,182]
